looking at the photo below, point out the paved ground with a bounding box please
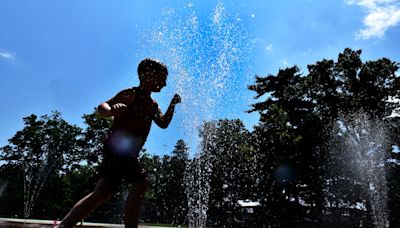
[0,218,178,228]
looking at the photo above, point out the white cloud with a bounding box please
[0,49,15,61]
[345,0,400,39]
[265,44,273,53]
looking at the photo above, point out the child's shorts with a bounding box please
[98,142,147,191]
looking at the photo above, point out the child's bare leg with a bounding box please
[56,178,112,228]
[124,177,151,228]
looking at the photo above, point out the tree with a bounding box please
[0,163,24,217]
[248,67,312,226]
[195,119,253,227]
[81,110,112,165]
[140,140,189,225]
[141,149,163,223]
[248,48,400,227]
[0,111,83,218]
[162,140,189,225]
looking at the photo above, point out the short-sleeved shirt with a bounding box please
[99,87,159,188]
[109,87,159,139]
[105,87,159,157]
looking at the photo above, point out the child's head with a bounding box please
[138,58,168,92]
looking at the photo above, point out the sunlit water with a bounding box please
[142,2,250,227]
[23,158,54,218]
[334,113,389,228]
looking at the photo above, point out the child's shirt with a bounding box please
[106,87,159,152]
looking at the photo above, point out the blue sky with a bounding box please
[1,0,399,156]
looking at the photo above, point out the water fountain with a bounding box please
[23,150,57,219]
[334,113,389,228]
[142,2,250,227]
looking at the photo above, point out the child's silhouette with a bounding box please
[57,58,181,228]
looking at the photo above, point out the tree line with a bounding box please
[1,48,400,227]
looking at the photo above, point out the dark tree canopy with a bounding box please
[248,48,400,227]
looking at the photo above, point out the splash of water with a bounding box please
[144,2,249,142]
[23,157,56,218]
[185,152,213,228]
[335,113,389,228]
[142,2,250,227]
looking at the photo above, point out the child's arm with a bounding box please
[98,89,135,117]
[153,94,181,129]
[98,102,127,117]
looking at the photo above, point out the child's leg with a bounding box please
[124,177,151,228]
[56,178,113,228]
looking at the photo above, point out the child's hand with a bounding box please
[171,94,181,105]
[111,103,127,115]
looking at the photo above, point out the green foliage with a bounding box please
[248,48,400,226]
[0,164,24,218]
[0,110,115,220]
[0,111,83,218]
[141,141,189,225]
[196,119,253,227]
[81,110,112,164]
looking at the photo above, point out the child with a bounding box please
[57,58,181,228]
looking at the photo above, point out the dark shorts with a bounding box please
[98,142,147,191]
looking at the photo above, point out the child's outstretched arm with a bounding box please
[153,94,181,129]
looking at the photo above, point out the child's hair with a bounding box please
[138,58,168,82]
